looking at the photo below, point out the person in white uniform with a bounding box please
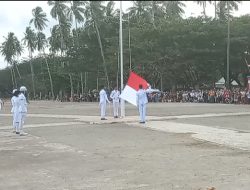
[136,84,148,124]
[110,87,120,118]
[0,97,3,111]
[11,90,21,134]
[99,86,110,120]
[11,89,18,132]
[17,86,28,136]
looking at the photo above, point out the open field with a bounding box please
[1,101,250,190]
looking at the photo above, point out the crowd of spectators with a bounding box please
[18,87,250,105]
[148,88,250,104]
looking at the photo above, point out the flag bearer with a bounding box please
[136,84,148,124]
[99,86,110,120]
[110,87,120,118]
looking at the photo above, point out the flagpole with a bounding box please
[120,1,125,118]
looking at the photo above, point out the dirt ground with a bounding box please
[0,101,250,190]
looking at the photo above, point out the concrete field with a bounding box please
[0,101,250,190]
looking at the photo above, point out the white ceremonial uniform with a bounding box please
[12,96,20,132]
[0,98,3,111]
[110,90,120,118]
[136,89,148,123]
[17,92,28,134]
[99,89,110,119]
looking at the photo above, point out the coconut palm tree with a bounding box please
[162,1,186,19]
[30,6,49,31]
[37,32,55,99]
[30,6,55,99]
[67,1,85,38]
[22,27,37,99]
[147,1,164,28]
[128,1,150,19]
[217,1,241,20]
[48,1,70,54]
[85,1,109,88]
[0,32,23,88]
[196,1,212,18]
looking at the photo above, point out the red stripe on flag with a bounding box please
[127,71,149,91]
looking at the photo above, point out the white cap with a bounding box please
[12,89,17,94]
[20,86,27,92]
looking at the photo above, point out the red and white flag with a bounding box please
[120,71,149,106]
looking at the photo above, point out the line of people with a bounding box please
[11,86,28,136]
[99,85,148,124]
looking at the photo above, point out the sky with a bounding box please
[0,1,250,69]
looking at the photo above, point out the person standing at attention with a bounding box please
[110,86,120,118]
[136,84,148,124]
[0,97,3,111]
[12,90,21,134]
[99,86,110,120]
[11,89,18,132]
[18,86,28,136]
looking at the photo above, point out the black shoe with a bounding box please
[16,132,20,134]
[139,121,145,124]
[114,116,118,118]
[101,118,107,120]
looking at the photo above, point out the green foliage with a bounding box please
[0,1,250,97]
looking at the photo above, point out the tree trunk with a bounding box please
[75,16,79,47]
[91,9,109,89]
[226,2,230,89]
[10,65,15,89]
[81,72,84,95]
[29,49,36,99]
[128,13,132,71]
[214,1,217,19]
[58,16,65,55]
[12,67,17,88]
[69,74,73,101]
[14,63,21,79]
[84,71,87,91]
[203,2,206,17]
[43,50,55,100]
[151,1,156,29]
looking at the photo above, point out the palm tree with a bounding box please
[67,1,85,45]
[104,1,115,18]
[37,32,55,99]
[30,6,55,99]
[128,1,149,17]
[215,1,241,87]
[0,32,23,88]
[22,27,37,99]
[48,1,70,54]
[148,1,164,28]
[48,25,62,54]
[30,6,49,31]
[214,1,217,19]
[162,1,186,19]
[85,1,109,88]
[196,1,212,18]
[217,1,241,20]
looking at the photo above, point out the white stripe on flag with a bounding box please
[120,85,137,106]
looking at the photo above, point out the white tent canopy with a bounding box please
[215,77,225,88]
[215,77,239,88]
[231,80,239,86]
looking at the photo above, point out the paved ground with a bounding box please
[1,101,250,190]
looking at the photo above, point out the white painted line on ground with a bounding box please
[2,111,250,121]
[0,122,83,130]
[130,121,250,151]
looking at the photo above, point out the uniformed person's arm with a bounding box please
[136,92,139,107]
[110,91,114,100]
[105,93,110,103]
